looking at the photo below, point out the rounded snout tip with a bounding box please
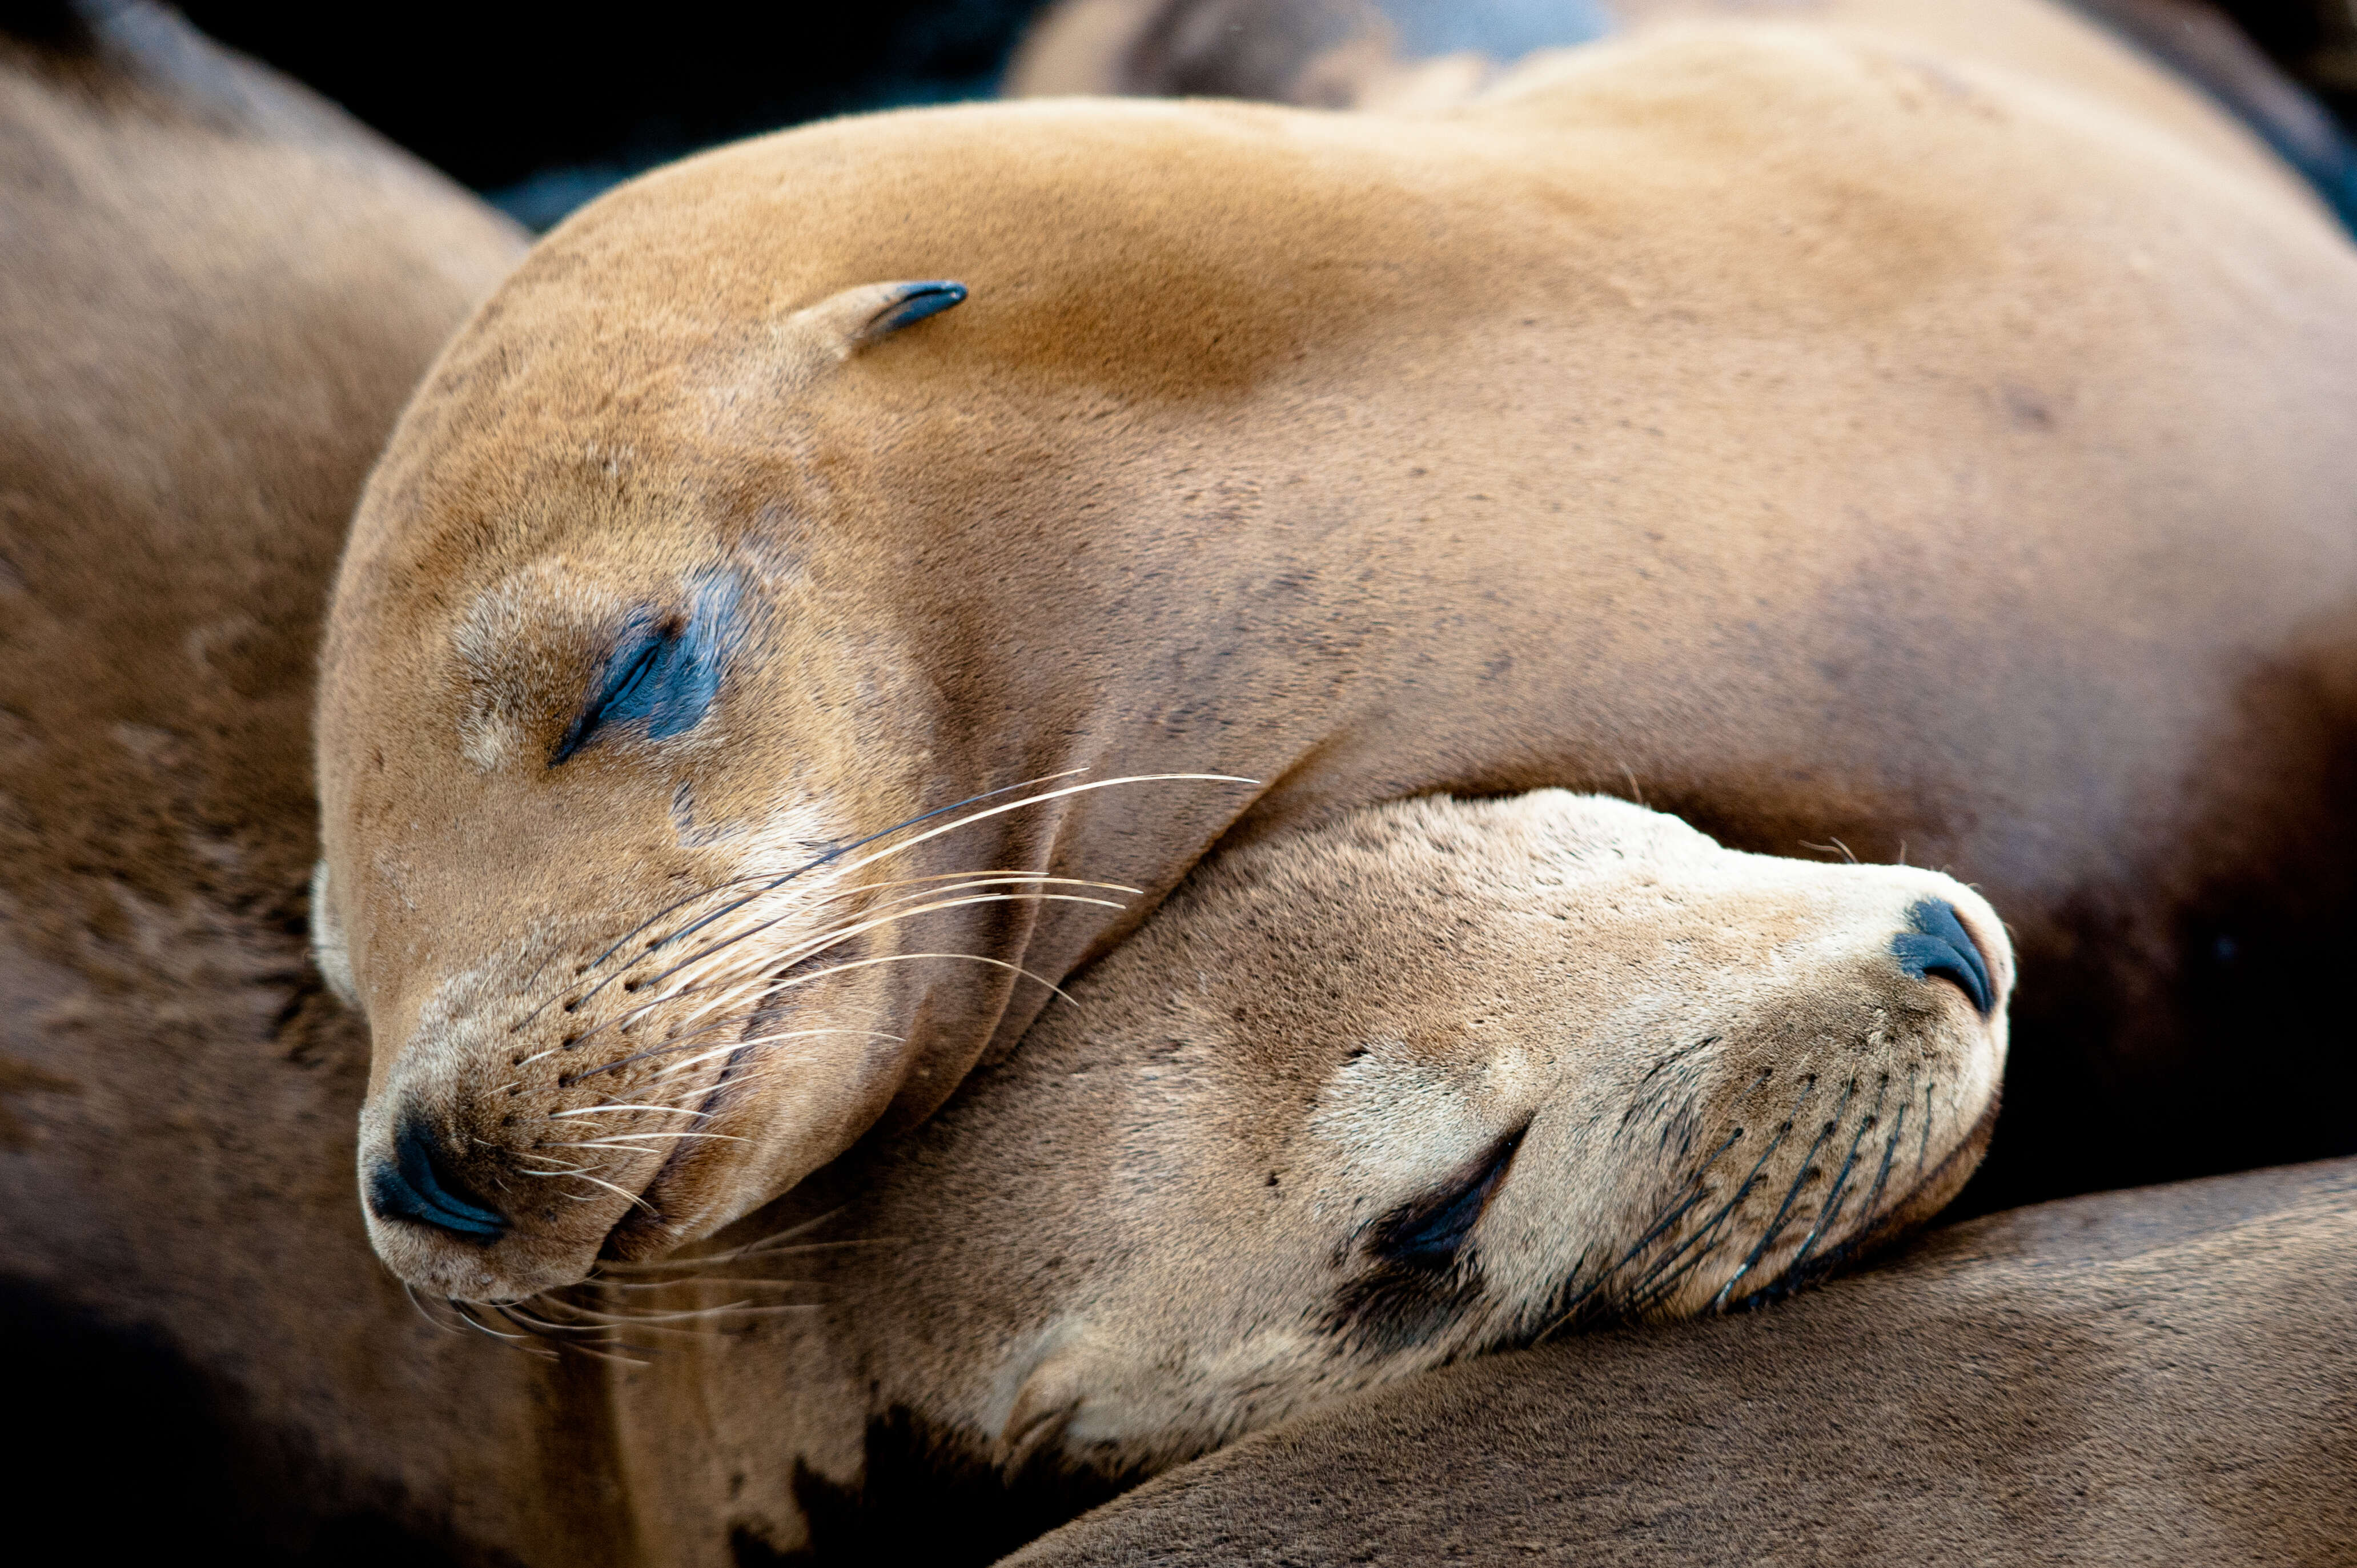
[366,1114,507,1242]
[1892,896,1999,1016]
[359,1101,628,1301]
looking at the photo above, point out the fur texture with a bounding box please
[1003,1155,2357,1565]
[0,4,595,1557]
[316,0,2357,1301]
[530,787,2010,1559]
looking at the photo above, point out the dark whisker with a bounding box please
[1782,1075,1894,1281]
[1710,1077,1858,1311]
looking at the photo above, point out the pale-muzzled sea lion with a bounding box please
[1006,1154,2357,1566]
[315,0,2357,1301]
[512,786,2009,1562]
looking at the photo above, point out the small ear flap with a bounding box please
[787,279,969,360]
[997,1349,1085,1476]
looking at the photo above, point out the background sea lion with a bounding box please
[1005,1154,2357,1566]
[314,0,2357,1304]
[1006,0,2357,231]
[0,2,594,1557]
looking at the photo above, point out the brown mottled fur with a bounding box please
[317,0,2357,1301]
[1006,1155,2357,1566]
[0,4,614,1557]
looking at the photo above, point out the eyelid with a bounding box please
[549,619,670,765]
[545,574,740,767]
[1368,1124,1527,1265]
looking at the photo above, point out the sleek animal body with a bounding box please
[1007,1155,2357,1566]
[315,0,2357,1306]
[0,15,2011,1551]
[0,2,593,1556]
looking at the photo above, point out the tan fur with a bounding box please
[0,88,2013,1537]
[0,10,2011,1555]
[1005,1155,2357,1565]
[537,787,2009,1558]
[814,793,2009,1466]
[316,0,2357,1300]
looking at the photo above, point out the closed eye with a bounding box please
[550,614,719,765]
[1367,1125,1527,1266]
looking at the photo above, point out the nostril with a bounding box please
[366,1112,507,1242]
[1892,898,1996,1016]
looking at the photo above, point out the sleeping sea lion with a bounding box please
[548,786,2010,1561]
[312,0,2357,1302]
[1005,1153,2357,1566]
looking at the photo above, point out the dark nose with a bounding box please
[367,1112,505,1241]
[1892,898,1996,1016]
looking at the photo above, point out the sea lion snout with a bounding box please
[366,1112,507,1243]
[1894,896,1999,1015]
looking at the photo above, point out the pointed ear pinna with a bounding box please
[787,279,969,359]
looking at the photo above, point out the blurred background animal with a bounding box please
[0,2,600,1559]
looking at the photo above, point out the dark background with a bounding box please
[179,1,1057,228]
[169,2,2357,232]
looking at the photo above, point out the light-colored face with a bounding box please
[311,279,1050,1301]
[817,790,2009,1473]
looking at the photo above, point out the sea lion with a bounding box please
[0,5,2009,1556]
[0,2,587,1557]
[1006,0,2357,231]
[539,786,2010,1561]
[1005,1153,2357,1566]
[314,0,2357,1303]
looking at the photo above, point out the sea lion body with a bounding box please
[317,0,2357,1298]
[0,3,573,1555]
[1008,1154,2357,1566]
[1009,0,2357,231]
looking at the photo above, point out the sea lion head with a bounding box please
[312,99,1388,1301]
[310,251,1061,1298]
[805,789,2011,1473]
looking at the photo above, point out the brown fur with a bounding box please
[0,5,623,1557]
[316,0,2357,1300]
[0,11,2017,1555]
[1003,1155,2357,1566]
